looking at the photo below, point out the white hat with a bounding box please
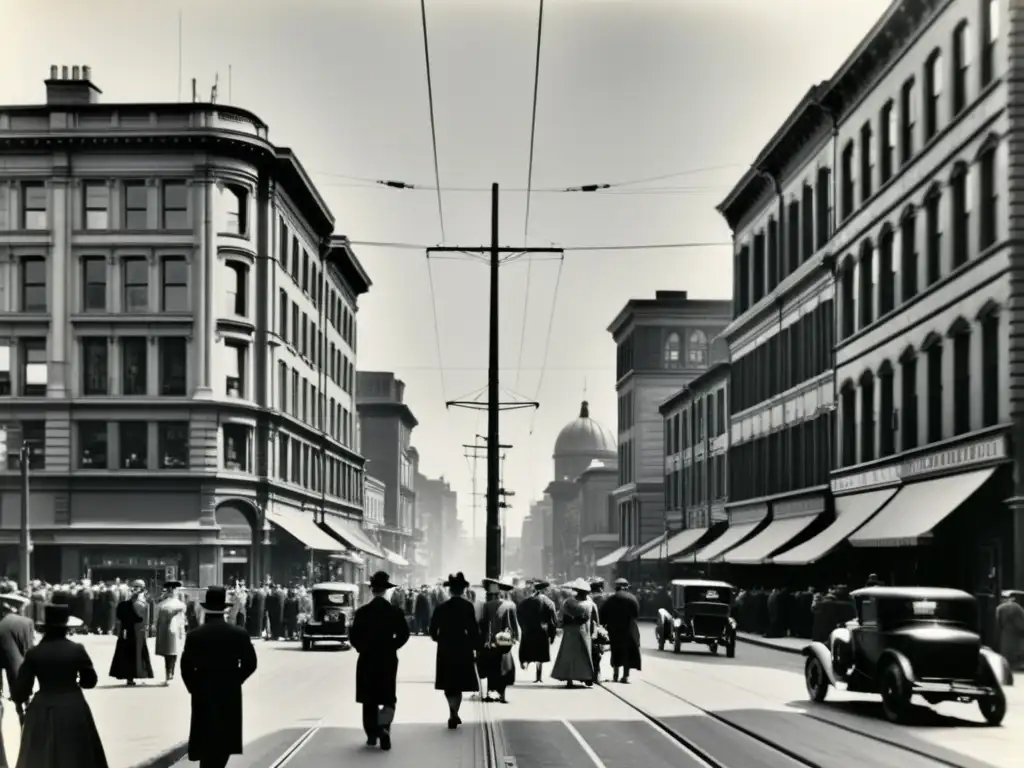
[563,578,591,594]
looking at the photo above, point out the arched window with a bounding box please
[840,381,857,467]
[878,225,896,316]
[948,317,971,435]
[664,332,681,368]
[687,330,708,366]
[900,206,918,300]
[977,135,999,251]
[858,239,874,329]
[899,346,919,451]
[922,332,944,444]
[950,161,971,269]
[859,370,876,463]
[878,361,895,457]
[979,302,1000,427]
[924,184,942,286]
[839,256,856,339]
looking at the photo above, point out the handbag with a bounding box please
[493,629,513,648]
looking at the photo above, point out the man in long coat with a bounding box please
[180,586,258,768]
[0,593,34,765]
[477,578,519,702]
[601,578,642,683]
[154,581,187,684]
[588,579,607,682]
[516,580,556,683]
[350,571,410,751]
[414,586,432,635]
[429,572,480,729]
[996,591,1024,668]
[109,580,154,686]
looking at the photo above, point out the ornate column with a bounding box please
[193,174,215,397]
[48,171,71,396]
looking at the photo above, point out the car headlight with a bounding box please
[673,618,682,627]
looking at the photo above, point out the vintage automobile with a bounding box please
[802,586,1012,725]
[299,582,359,651]
[655,579,737,657]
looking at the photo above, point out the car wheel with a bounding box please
[880,663,911,723]
[978,688,1006,726]
[708,642,719,655]
[673,633,682,654]
[804,656,829,702]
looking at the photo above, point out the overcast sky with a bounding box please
[3,0,889,536]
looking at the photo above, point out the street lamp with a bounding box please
[19,440,33,587]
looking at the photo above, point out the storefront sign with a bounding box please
[831,435,1007,494]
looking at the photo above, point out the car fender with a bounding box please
[657,607,673,624]
[802,642,838,686]
[980,646,1014,687]
[828,626,851,647]
[878,648,915,684]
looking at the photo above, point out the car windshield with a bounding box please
[313,590,353,607]
[678,586,731,604]
[877,597,977,629]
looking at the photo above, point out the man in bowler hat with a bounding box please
[350,571,410,750]
[0,593,33,766]
[180,586,258,768]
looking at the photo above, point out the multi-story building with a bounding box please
[414,471,458,578]
[653,363,730,567]
[356,371,417,568]
[519,511,544,578]
[606,290,730,574]
[571,459,619,576]
[0,65,385,587]
[717,0,1019,589]
[360,474,388,574]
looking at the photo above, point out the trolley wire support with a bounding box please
[427,183,560,581]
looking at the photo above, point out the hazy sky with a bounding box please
[3,0,889,536]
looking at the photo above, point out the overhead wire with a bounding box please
[347,239,731,251]
[528,255,564,436]
[514,0,546,393]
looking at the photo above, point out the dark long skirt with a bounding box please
[17,690,108,768]
[109,630,154,680]
[477,646,515,690]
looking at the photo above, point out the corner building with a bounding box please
[0,66,381,587]
[718,0,1024,588]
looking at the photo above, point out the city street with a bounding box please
[8,627,1018,767]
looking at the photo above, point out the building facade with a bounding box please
[712,0,1022,587]
[356,371,417,568]
[0,65,382,587]
[606,290,730,567]
[572,459,620,575]
[413,471,458,578]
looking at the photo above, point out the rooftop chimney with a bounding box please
[46,64,102,106]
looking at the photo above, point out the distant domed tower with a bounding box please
[553,401,616,481]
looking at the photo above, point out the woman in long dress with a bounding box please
[108,580,154,686]
[551,579,596,688]
[13,604,108,768]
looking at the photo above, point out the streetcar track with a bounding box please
[266,716,325,768]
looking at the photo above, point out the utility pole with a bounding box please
[19,440,32,586]
[433,183,561,579]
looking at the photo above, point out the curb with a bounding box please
[736,634,802,655]
[127,742,189,768]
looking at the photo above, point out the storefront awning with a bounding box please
[772,488,897,565]
[622,532,669,562]
[595,545,630,567]
[691,521,760,563]
[382,547,409,567]
[849,468,994,547]
[266,506,343,552]
[721,515,821,564]
[320,516,386,559]
[329,551,365,565]
[641,528,709,561]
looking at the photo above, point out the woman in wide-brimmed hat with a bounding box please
[551,578,596,688]
[13,604,108,768]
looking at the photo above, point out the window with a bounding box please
[900,207,918,300]
[688,330,708,366]
[278,434,289,480]
[950,163,971,270]
[839,260,855,339]
[787,199,800,274]
[226,262,247,316]
[78,422,107,468]
[841,141,855,220]
[860,122,874,201]
[161,257,188,311]
[900,78,916,165]
[220,184,247,235]
[801,184,814,262]
[159,337,187,395]
[82,338,108,395]
[278,361,288,412]
[981,0,998,87]
[21,257,46,312]
[860,372,875,463]
[21,182,47,230]
[82,257,107,311]
[924,50,942,141]
[80,181,111,230]
[0,343,10,395]
[858,241,874,330]
[158,422,189,468]
[121,337,148,395]
[952,22,970,115]
[981,310,999,427]
[291,369,299,414]
[223,424,250,472]
[900,350,919,451]
[879,363,895,457]
[840,383,856,467]
[225,341,245,397]
[815,167,831,249]
[123,258,149,311]
[878,226,896,316]
[924,186,942,286]
[0,186,7,230]
[978,142,998,251]
[123,181,148,229]
[880,100,896,183]
[21,339,47,396]
[278,290,288,340]
[12,422,45,470]
[925,338,943,444]
[951,323,971,435]
[119,422,148,469]
[161,181,188,229]
[663,333,681,368]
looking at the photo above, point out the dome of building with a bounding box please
[553,401,617,458]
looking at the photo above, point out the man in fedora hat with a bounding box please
[350,571,410,750]
[600,577,642,683]
[516,580,556,683]
[180,586,258,768]
[428,573,480,728]
[0,592,33,764]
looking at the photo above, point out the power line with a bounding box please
[368,364,614,371]
[515,0,546,393]
[529,255,564,436]
[424,254,448,402]
[419,0,446,242]
[347,239,731,252]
